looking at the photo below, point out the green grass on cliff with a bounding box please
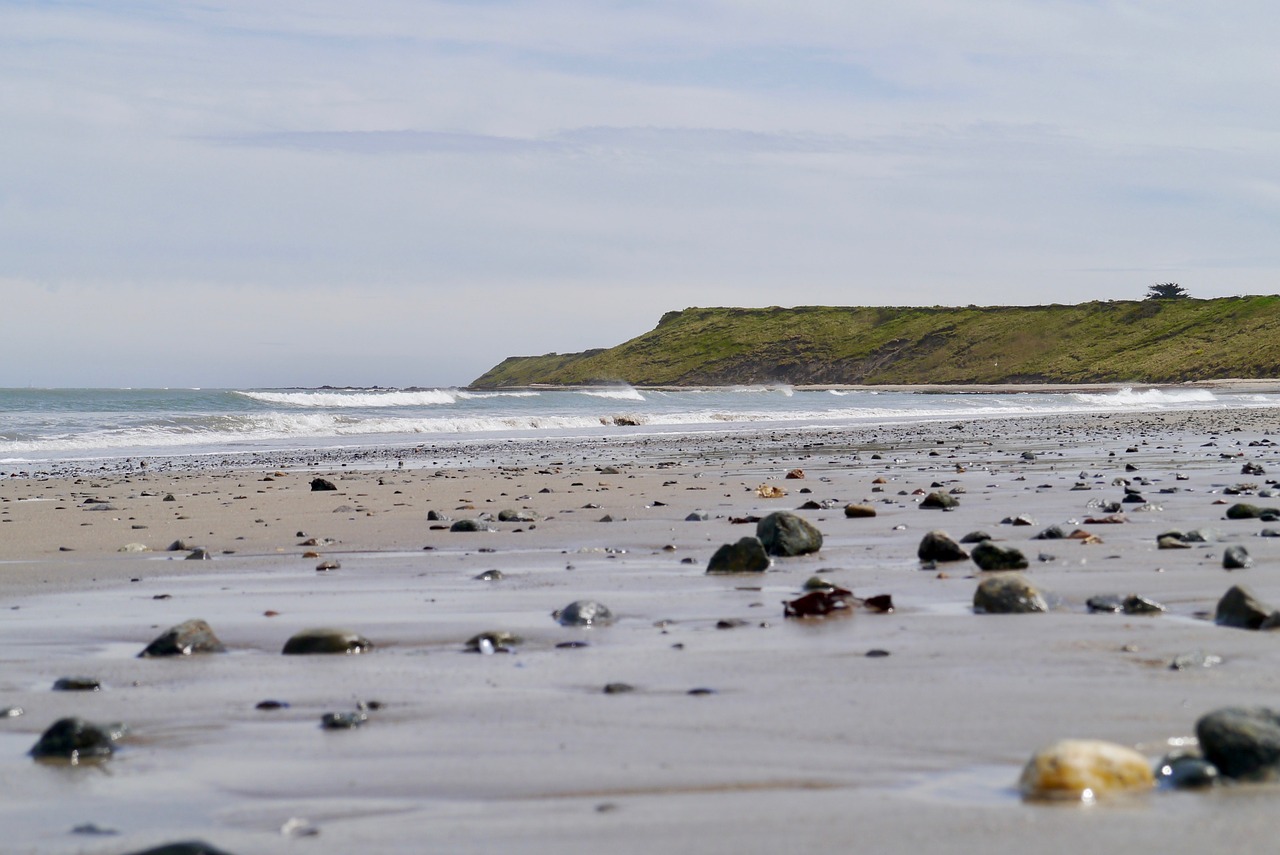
[471,297,1280,387]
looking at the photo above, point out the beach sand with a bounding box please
[4,408,1280,853]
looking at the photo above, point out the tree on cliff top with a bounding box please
[1146,283,1190,299]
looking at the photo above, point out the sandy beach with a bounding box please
[5,407,1280,853]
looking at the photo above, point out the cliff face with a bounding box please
[470,298,1280,387]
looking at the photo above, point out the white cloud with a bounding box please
[2,1,1278,386]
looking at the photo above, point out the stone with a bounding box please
[497,509,536,522]
[310,478,338,491]
[1018,739,1155,801]
[474,569,504,581]
[917,530,969,562]
[1214,585,1275,629]
[970,541,1029,571]
[121,842,237,855]
[756,511,823,557]
[52,677,101,692]
[118,543,149,553]
[554,600,614,627]
[184,548,211,561]
[1196,707,1280,781]
[973,573,1047,614]
[706,537,771,573]
[1226,503,1278,520]
[29,717,126,763]
[843,503,877,518]
[138,619,227,658]
[465,631,522,653]
[282,628,372,655]
[1156,752,1219,789]
[1033,525,1065,540]
[1224,545,1253,569]
[1157,535,1192,550]
[1086,594,1124,613]
[685,511,709,521]
[1122,594,1165,615]
[959,531,992,543]
[919,491,958,510]
[1169,650,1223,671]
[449,519,491,532]
[320,711,368,729]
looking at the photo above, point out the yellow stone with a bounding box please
[1018,739,1154,802]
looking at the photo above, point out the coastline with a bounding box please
[3,406,1280,851]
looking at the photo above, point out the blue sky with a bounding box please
[3,1,1278,387]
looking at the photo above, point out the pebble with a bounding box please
[52,676,101,692]
[919,491,958,510]
[756,511,823,557]
[1018,738,1155,801]
[1223,545,1253,569]
[320,711,367,730]
[281,628,372,655]
[970,541,1030,571]
[917,530,969,563]
[466,631,522,653]
[1156,752,1219,789]
[138,619,227,658]
[843,504,877,518]
[29,717,126,763]
[706,537,771,574]
[554,600,615,627]
[973,573,1047,614]
[1214,585,1280,630]
[1196,707,1280,781]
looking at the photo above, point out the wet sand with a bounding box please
[4,408,1280,853]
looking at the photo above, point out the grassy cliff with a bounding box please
[471,297,1280,387]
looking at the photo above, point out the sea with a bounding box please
[2,384,1278,472]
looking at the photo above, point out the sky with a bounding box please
[3,1,1279,388]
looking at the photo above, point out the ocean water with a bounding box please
[0,384,1276,467]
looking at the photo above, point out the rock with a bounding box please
[1243,462,1267,476]
[784,588,853,618]
[320,711,368,729]
[497,509,536,522]
[1214,585,1276,629]
[1224,545,1253,569]
[1005,514,1036,526]
[310,478,338,491]
[184,548,211,561]
[449,519,491,532]
[52,677,101,692]
[970,541,1029,571]
[1156,752,1219,789]
[426,510,450,521]
[1157,534,1192,550]
[474,569,504,581]
[919,491,958,510]
[1033,525,1066,540]
[1018,739,1155,801]
[843,503,877,518]
[1169,650,1223,670]
[755,484,787,498]
[1226,503,1277,520]
[1122,594,1165,615]
[1086,594,1125,613]
[706,537,771,573]
[465,631,522,653]
[281,628,372,655]
[1183,528,1217,543]
[554,600,614,627]
[1196,707,1280,781]
[118,543,150,553]
[959,531,992,543]
[685,511,709,521]
[785,468,805,479]
[121,841,237,855]
[756,511,823,556]
[802,575,839,590]
[603,682,635,694]
[973,573,1047,613]
[166,539,191,551]
[917,530,969,562]
[29,717,126,763]
[138,619,227,658]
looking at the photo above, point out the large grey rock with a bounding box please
[123,843,238,855]
[756,511,823,557]
[971,541,1029,571]
[706,537,771,573]
[919,491,958,510]
[138,619,226,658]
[1196,707,1280,781]
[973,573,1047,614]
[917,530,969,563]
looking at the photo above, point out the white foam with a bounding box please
[236,389,459,407]
[1071,387,1218,407]
[578,386,646,401]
